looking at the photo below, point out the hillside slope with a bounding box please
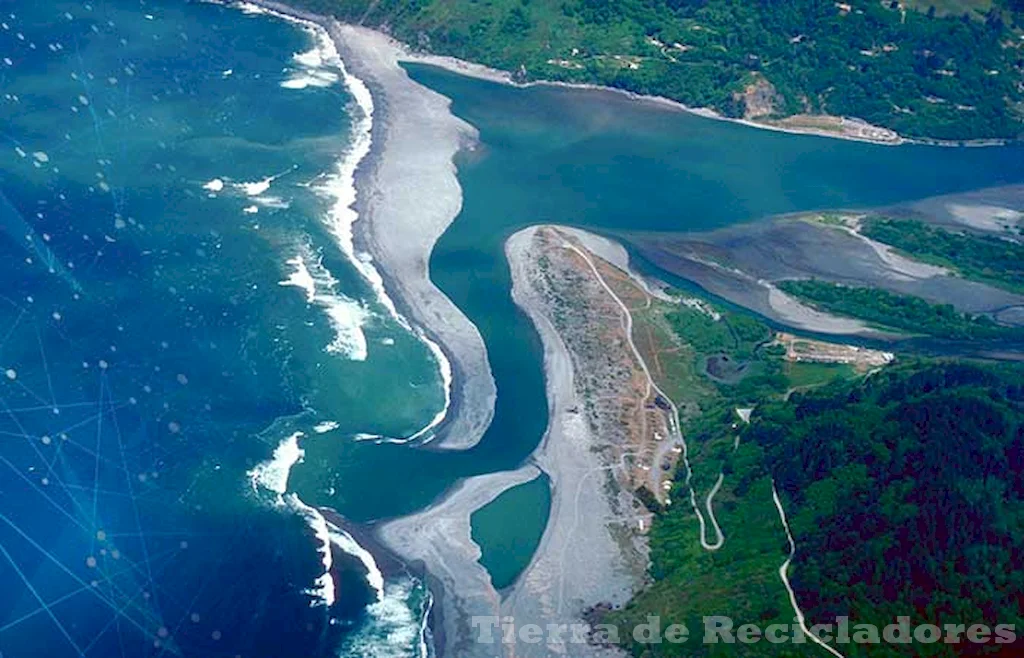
[294,0,1024,140]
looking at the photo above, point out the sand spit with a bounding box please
[244,0,496,451]
[325,23,496,450]
[502,227,647,657]
[377,226,657,657]
[377,465,541,658]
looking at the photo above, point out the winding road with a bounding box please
[561,238,724,552]
[565,232,845,656]
[773,482,847,658]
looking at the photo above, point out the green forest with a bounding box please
[293,0,1024,140]
[778,279,1024,340]
[609,361,1024,656]
[747,362,1024,656]
[861,216,1024,293]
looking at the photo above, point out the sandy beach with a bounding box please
[326,23,498,451]
[378,226,667,657]
[245,0,498,452]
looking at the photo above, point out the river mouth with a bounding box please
[404,60,1024,609]
[2,6,1023,654]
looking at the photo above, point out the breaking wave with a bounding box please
[279,245,370,361]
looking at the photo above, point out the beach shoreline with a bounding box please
[397,42,1013,148]
[325,21,498,453]
[241,0,497,453]
[234,1,1011,149]
[377,226,663,657]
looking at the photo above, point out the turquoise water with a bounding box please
[402,64,1024,611]
[470,474,551,590]
[0,1,442,656]
[1,2,1023,657]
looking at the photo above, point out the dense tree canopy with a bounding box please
[295,0,1024,140]
[746,363,1024,655]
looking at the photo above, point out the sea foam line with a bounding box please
[327,523,385,600]
[232,0,452,444]
[321,35,453,444]
[246,433,336,607]
[247,431,387,609]
[286,493,338,607]
[246,431,304,497]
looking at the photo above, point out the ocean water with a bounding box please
[3,2,1024,658]
[0,1,444,656]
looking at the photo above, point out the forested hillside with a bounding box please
[294,0,1024,140]
[609,362,1024,656]
[749,362,1024,655]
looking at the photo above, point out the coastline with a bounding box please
[325,21,497,452]
[402,48,902,146]
[378,226,667,657]
[233,3,645,656]
[219,4,1018,657]
[241,0,497,452]
[238,1,1008,149]
[400,46,1012,148]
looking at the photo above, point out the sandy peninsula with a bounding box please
[245,0,496,451]
[378,225,701,657]
[326,23,499,451]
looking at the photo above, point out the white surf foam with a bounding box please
[337,578,431,658]
[229,0,453,441]
[253,195,290,209]
[279,248,370,361]
[202,178,225,193]
[327,523,384,601]
[285,493,337,607]
[246,431,304,497]
[279,255,316,303]
[281,29,341,89]
[281,70,339,90]
[233,1,269,15]
[235,175,275,196]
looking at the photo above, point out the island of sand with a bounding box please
[626,186,1024,341]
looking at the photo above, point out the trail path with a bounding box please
[561,239,724,551]
[772,482,847,658]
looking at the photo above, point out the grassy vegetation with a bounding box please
[613,354,1024,656]
[294,0,1024,140]
[860,216,1024,294]
[608,297,841,656]
[778,278,1024,340]
[784,360,857,388]
[603,294,870,656]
